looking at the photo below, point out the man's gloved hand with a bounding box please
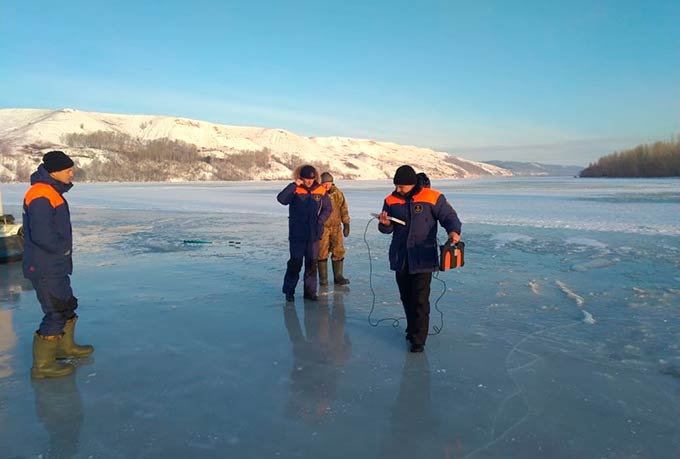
[343,223,350,237]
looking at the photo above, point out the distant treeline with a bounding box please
[63,131,199,162]
[61,130,274,181]
[580,139,680,177]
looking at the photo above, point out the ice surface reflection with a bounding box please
[0,178,677,458]
[283,292,351,423]
[31,377,84,458]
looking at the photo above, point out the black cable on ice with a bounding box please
[364,217,403,328]
[363,217,447,335]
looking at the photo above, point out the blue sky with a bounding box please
[1,0,678,165]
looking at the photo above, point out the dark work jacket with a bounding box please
[379,186,462,273]
[22,165,74,279]
[278,182,332,242]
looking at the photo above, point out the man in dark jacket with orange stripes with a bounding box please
[23,151,93,378]
[278,165,332,302]
[378,165,461,352]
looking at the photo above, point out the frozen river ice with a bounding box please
[0,177,679,458]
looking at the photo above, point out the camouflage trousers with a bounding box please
[319,225,345,261]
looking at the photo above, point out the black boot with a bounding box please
[303,291,319,301]
[318,259,329,286]
[332,259,350,285]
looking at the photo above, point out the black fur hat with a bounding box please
[300,165,316,179]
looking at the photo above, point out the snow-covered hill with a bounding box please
[0,108,511,182]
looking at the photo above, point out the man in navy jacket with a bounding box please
[278,165,332,302]
[23,151,93,378]
[378,165,461,352]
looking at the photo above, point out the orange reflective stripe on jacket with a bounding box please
[295,186,327,196]
[385,195,406,206]
[385,188,440,207]
[24,183,65,208]
[412,188,440,205]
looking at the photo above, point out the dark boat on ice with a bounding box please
[0,191,23,263]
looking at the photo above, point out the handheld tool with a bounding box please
[370,213,406,226]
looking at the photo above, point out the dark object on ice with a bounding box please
[1,214,24,263]
[659,362,680,378]
[286,293,295,302]
[439,240,464,271]
[303,291,318,301]
[409,342,425,353]
[183,239,213,244]
[1,187,25,263]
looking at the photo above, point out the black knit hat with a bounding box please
[300,165,316,179]
[393,165,417,185]
[43,151,74,173]
[321,172,333,183]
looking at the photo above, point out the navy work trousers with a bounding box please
[395,269,432,346]
[283,239,319,296]
[30,275,78,336]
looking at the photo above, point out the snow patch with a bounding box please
[565,237,607,249]
[491,233,532,248]
[528,280,541,295]
[555,280,585,307]
[581,310,596,325]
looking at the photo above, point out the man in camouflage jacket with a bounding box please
[318,172,350,286]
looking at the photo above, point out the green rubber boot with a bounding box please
[31,333,75,379]
[333,259,350,285]
[56,315,94,359]
[318,259,329,286]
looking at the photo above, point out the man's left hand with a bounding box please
[343,223,350,237]
[449,232,460,244]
